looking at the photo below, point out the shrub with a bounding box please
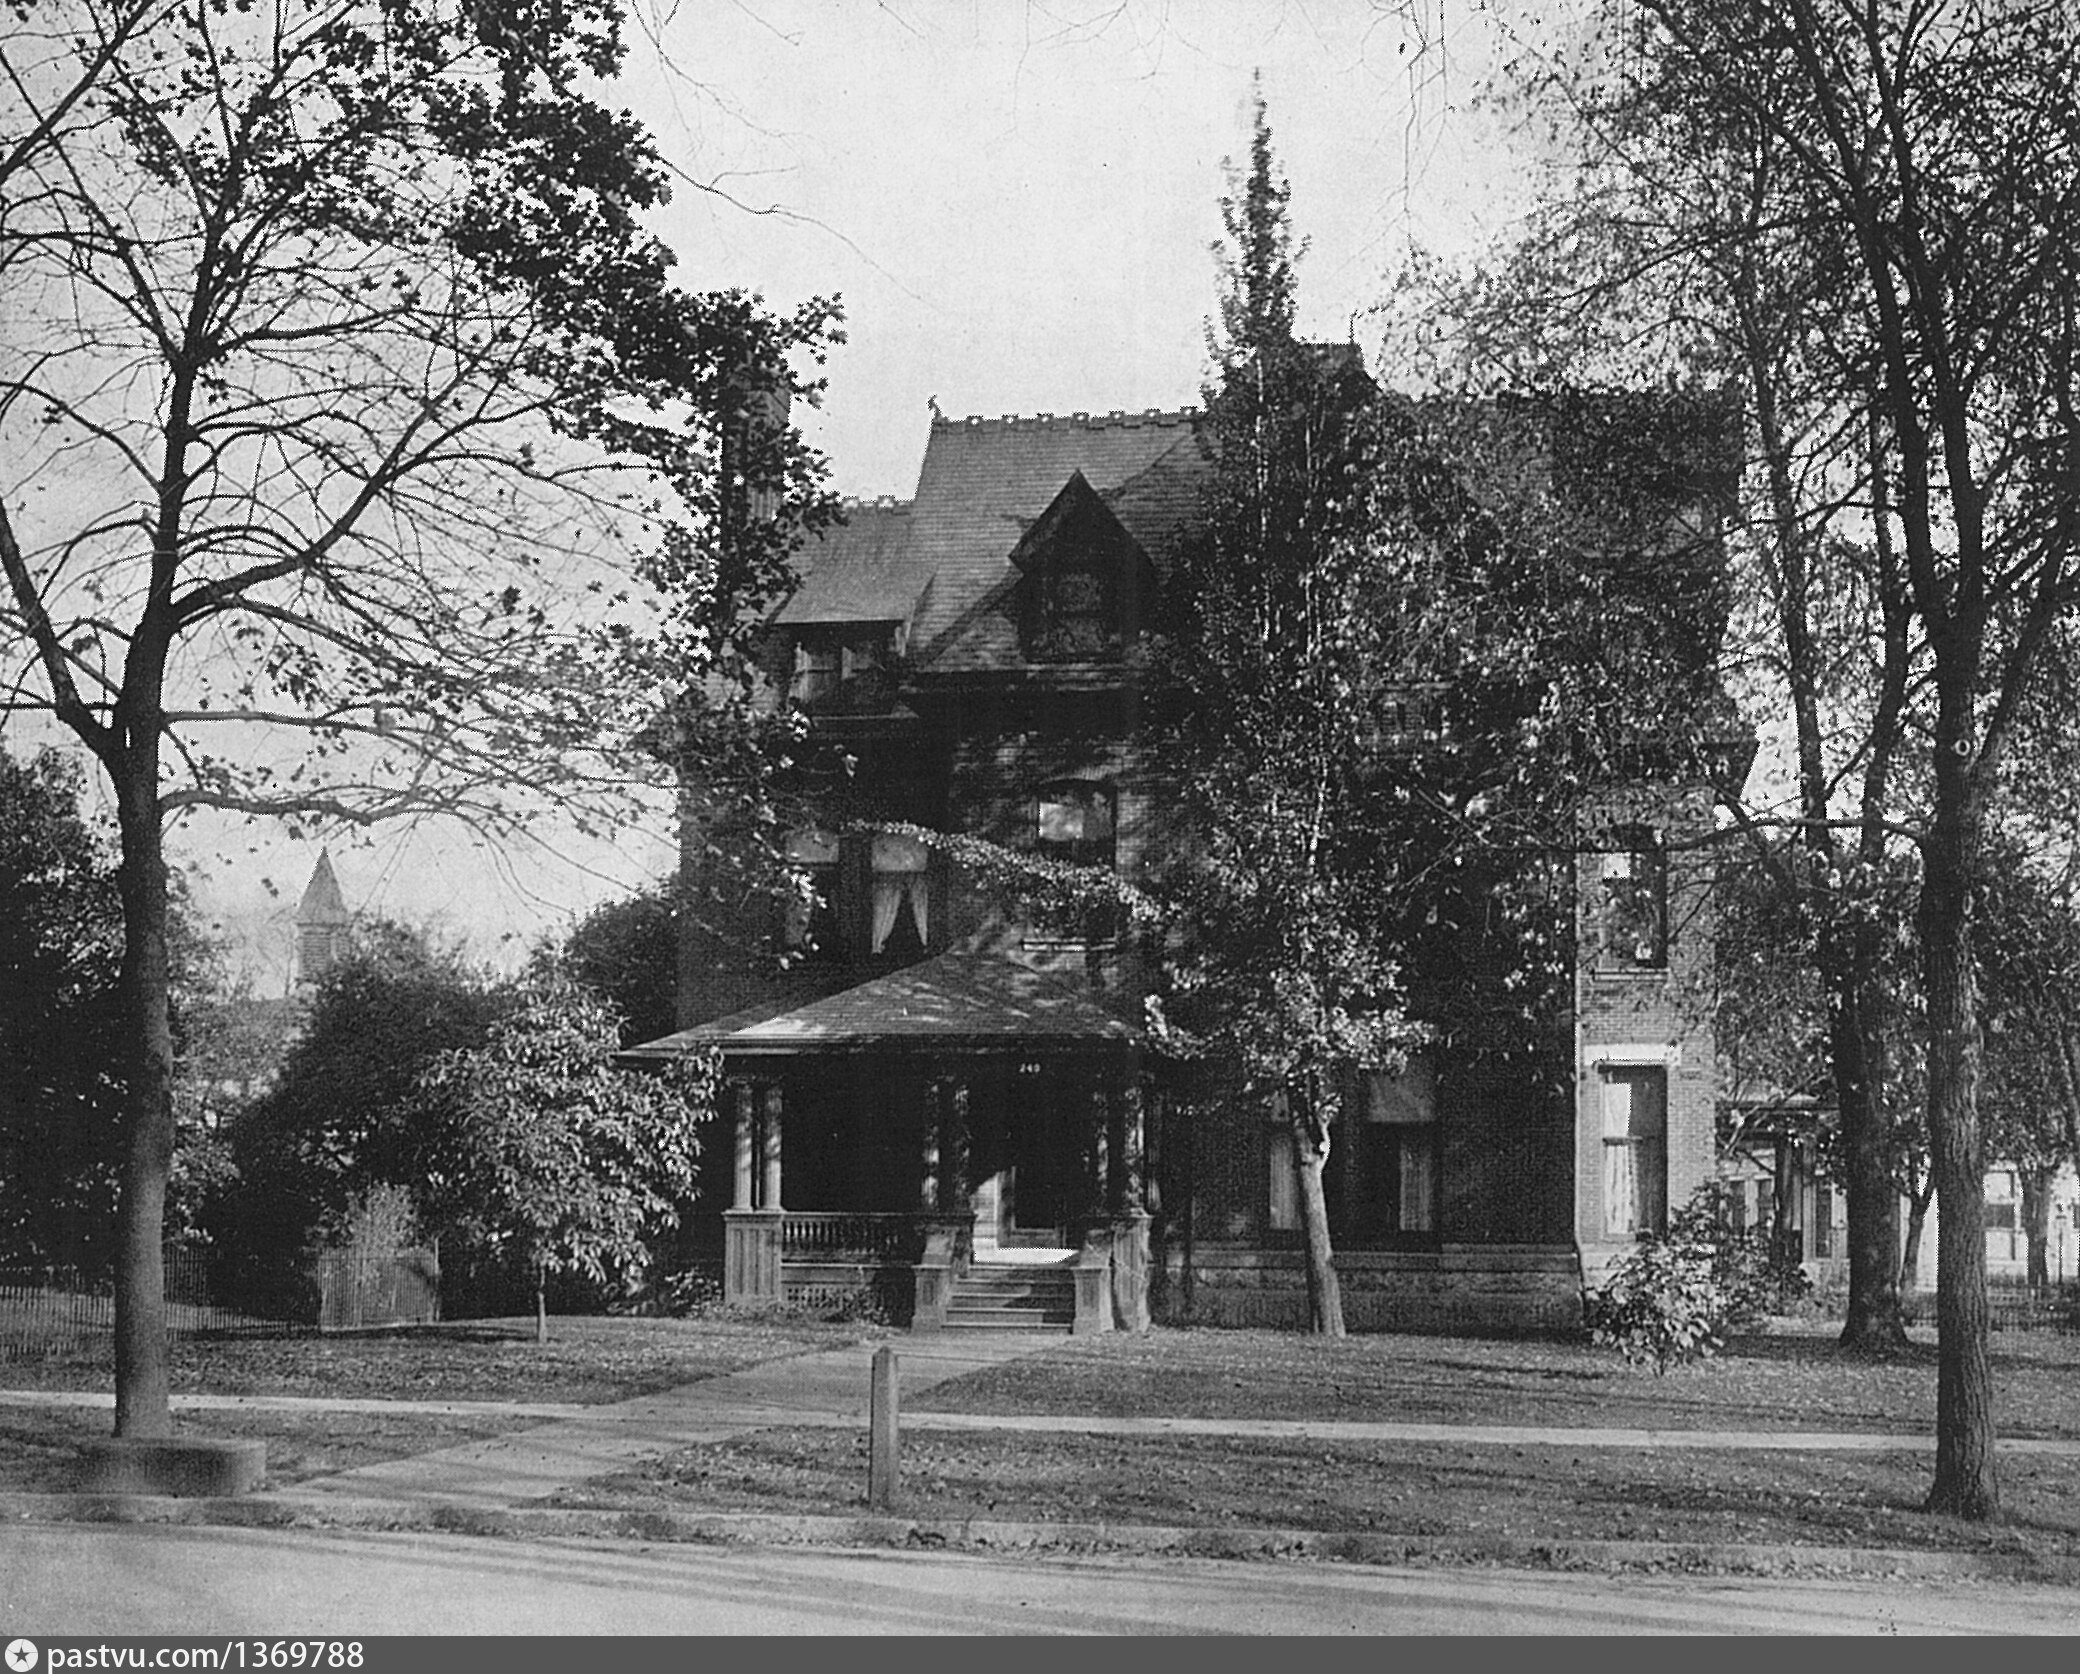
[1585,1222,1726,1374]
[1585,1186,1812,1373]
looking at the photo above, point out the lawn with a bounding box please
[0,1312,871,1404]
[904,1321,2080,1440]
[541,1318,2080,1562]
[0,1312,874,1494]
[0,1403,531,1494]
[552,1427,2080,1561]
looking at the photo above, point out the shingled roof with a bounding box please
[772,497,921,627]
[619,951,1140,1058]
[773,408,1211,677]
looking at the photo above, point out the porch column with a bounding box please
[1119,1079,1146,1212]
[920,1079,941,1212]
[760,1082,784,1210]
[1090,1083,1110,1213]
[942,1079,970,1214]
[1105,1073,1129,1214]
[730,1079,754,1211]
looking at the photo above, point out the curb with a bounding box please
[5,1491,2075,1586]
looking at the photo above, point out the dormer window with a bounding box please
[1009,471,1156,664]
[1036,565,1118,659]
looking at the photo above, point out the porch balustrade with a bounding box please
[780,1212,935,1261]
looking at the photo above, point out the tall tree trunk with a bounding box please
[536,1260,549,1345]
[2020,1165,2053,1293]
[1921,765,1998,1521]
[111,748,175,1440]
[1289,1077,1344,1337]
[1899,1170,1936,1297]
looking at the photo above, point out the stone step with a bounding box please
[944,1264,1075,1332]
[942,1308,1072,1332]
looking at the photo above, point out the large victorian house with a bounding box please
[624,365,1737,1334]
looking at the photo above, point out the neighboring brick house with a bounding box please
[624,367,1739,1334]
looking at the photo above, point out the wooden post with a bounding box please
[760,1082,784,1210]
[868,1346,899,1509]
[731,1079,754,1211]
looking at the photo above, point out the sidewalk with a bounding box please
[269,1332,1059,1511]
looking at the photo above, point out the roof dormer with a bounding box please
[1008,470,1158,663]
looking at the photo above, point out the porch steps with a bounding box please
[943,1261,1076,1332]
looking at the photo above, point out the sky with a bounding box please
[165,0,1544,986]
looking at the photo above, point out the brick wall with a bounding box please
[1573,782,1719,1279]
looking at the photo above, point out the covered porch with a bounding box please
[622,952,1154,1333]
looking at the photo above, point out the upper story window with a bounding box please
[870,832,931,958]
[789,628,895,708]
[790,641,840,705]
[1031,563,1119,661]
[1597,830,1668,970]
[781,829,841,956]
[1032,781,1117,942]
[1035,781,1116,867]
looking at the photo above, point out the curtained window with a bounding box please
[1601,1065,1668,1236]
[870,832,930,956]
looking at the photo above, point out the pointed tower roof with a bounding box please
[296,850,349,927]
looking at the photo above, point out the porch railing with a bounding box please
[780,1213,930,1261]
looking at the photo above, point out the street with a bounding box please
[5,1523,2077,1635]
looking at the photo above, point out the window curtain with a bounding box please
[871,833,930,953]
[1398,1132,1438,1232]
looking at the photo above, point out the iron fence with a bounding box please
[0,1248,277,1362]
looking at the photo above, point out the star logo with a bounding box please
[5,1640,38,1673]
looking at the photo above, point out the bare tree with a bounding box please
[1,0,837,1437]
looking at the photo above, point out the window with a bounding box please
[1040,564,1117,659]
[1598,833,1668,969]
[870,832,930,957]
[1266,1121,1299,1232]
[782,829,841,955]
[1601,1065,1668,1237]
[1032,781,1117,941]
[789,629,892,707]
[790,640,840,705]
[1813,1184,1835,1258]
[1331,1062,1439,1240]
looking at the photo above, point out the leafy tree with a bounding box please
[1976,841,2080,1290]
[1155,87,1416,1335]
[413,971,710,1342]
[1440,0,2080,1522]
[0,746,125,1268]
[553,883,681,1048]
[0,0,838,1436]
[1167,83,1737,1336]
[217,921,511,1313]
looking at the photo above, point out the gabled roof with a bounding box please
[1006,469,1146,574]
[906,410,1210,674]
[617,951,1140,1058]
[767,409,1210,680]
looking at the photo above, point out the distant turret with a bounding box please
[294,850,351,987]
